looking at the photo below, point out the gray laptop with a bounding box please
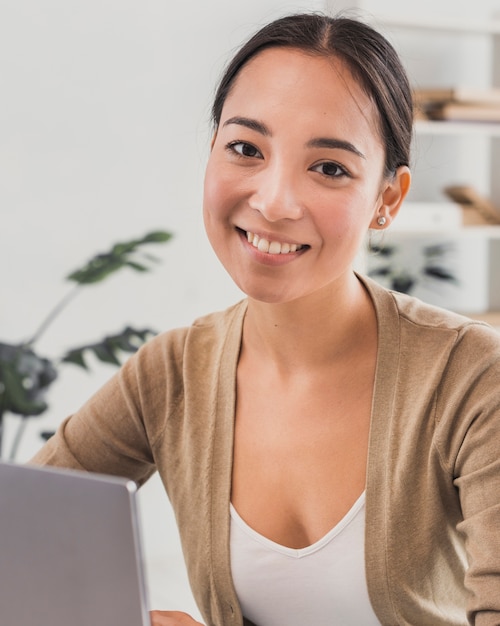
[0,461,150,626]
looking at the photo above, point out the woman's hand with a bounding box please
[149,610,205,625]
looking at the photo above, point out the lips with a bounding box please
[245,230,304,255]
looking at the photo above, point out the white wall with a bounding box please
[1,0,321,459]
[0,0,325,616]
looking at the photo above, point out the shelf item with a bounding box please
[425,103,500,123]
[414,86,500,106]
[444,186,500,225]
[392,199,500,232]
[414,86,500,122]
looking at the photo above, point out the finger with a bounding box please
[149,610,205,625]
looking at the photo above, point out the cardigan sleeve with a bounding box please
[443,323,500,624]
[29,300,248,626]
[30,327,188,486]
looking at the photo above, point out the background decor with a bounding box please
[366,230,497,313]
[0,230,172,461]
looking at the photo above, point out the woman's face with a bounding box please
[203,47,409,304]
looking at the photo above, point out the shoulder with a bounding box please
[131,299,247,369]
[111,299,247,432]
[360,272,498,342]
[360,273,500,389]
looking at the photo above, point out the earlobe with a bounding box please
[372,166,411,229]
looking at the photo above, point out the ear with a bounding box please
[371,166,411,229]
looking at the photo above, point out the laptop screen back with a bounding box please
[0,461,150,626]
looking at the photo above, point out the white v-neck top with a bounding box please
[229,492,380,626]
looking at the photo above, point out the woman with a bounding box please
[32,12,500,626]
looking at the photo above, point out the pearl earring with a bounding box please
[377,216,387,227]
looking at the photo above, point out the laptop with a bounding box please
[0,461,151,626]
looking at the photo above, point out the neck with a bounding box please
[242,273,377,370]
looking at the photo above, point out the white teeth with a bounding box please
[245,231,303,255]
[257,238,269,253]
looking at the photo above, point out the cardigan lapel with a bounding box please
[208,300,247,625]
[360,275,403,624]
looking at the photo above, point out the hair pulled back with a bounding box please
[212,13,413,178]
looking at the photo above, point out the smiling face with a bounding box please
[203,47,410,304]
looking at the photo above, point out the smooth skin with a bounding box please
[151,46,410,624]
[150,611,204,625]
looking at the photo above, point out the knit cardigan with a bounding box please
[31,275,500,625]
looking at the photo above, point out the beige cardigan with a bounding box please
[31,275,500,625]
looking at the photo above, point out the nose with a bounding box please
[248,160,304,222]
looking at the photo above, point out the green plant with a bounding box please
[0,230,172,460]
[368,241,458,294]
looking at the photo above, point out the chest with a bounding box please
[231,361,374,549]
[229,493,381,626]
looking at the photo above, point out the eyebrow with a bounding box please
[223,116,270,135]
[307,137,365,159]
[223,116,365,159]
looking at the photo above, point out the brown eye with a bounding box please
[311,161,346,178]
[228,141,263,158]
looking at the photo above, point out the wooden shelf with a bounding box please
[415,119,500,138]
[362,9,500,326]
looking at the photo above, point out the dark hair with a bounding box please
[212,13,413,178]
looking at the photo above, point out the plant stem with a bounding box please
[8,416,27,462]
[26,284,81,346]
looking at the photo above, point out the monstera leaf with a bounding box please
[61,327,156,369]
[0,344,58,417]
[66,231,172,285]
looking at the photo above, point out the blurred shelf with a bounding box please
[366,9,500,326]
[415,119,500,137]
